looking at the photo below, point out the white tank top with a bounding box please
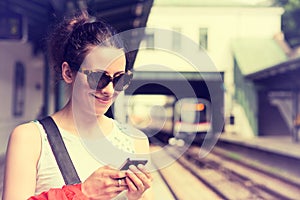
[32,119,140,198]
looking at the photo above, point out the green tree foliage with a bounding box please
[274,0,300,48]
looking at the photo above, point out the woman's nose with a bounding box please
[101,81,115,95]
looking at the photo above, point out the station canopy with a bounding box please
[232,38,288,76]
[0,0,154,67]
[231,38,300,90]
[247,57,300,91]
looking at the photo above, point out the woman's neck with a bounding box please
[52,101,113,136]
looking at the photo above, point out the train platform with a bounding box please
[218,132,300,160]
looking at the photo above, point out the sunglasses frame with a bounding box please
[78,68,133,91]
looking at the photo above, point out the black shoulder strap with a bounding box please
[39,116,81,185]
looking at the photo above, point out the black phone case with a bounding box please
[119,158,148,170]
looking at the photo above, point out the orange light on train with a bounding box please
[196,103,205,111]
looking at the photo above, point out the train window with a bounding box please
[174,98,211,134]
[12,61,25,117]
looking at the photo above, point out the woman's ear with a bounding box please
[61,62,74,84]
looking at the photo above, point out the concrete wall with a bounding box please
[0,41,45,155]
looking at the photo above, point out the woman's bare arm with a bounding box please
[2,122,41,200]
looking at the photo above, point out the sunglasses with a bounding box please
[78,68,133,91]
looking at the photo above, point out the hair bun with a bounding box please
[47,10,124,80]
[66,11,90,33]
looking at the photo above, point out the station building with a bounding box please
[134,0,299,141]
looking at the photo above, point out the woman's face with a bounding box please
[72,46,127,117]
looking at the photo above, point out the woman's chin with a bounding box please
[94,107,109,117]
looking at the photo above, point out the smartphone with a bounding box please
[119,158,148,170]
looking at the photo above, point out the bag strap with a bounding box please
[39,116,81,185]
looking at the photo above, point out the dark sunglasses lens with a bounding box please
[87,72,132,91]
[113,75,125,91]
[113,73,133,91]
[87,72,110,90]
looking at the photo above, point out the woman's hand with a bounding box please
[81,165,127,200]
[125,164,153,200]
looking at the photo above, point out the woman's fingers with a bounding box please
[137,164,153,182]
[114,178,127,187]
[124,165,153,200]
[99,165,127,179]
[125,176,140,192]
[82,166,128,199]
[126,165,152,190]
[83,164,152,200]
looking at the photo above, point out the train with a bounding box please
[171,98,212,146]
[125,95,213,145]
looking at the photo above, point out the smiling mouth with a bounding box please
[91,94,111,104]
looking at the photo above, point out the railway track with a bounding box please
[153,144,300,200]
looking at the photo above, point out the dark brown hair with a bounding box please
[47,11,125,79]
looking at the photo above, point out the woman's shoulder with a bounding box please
[11,120,40,136]
[6,121,42,166]
[9,121,41,149]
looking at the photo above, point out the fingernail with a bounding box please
[137,164,145,169]
[129,165,137,170]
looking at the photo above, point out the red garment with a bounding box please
[28,184,88,200]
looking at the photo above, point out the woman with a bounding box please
[2,11,153,200]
